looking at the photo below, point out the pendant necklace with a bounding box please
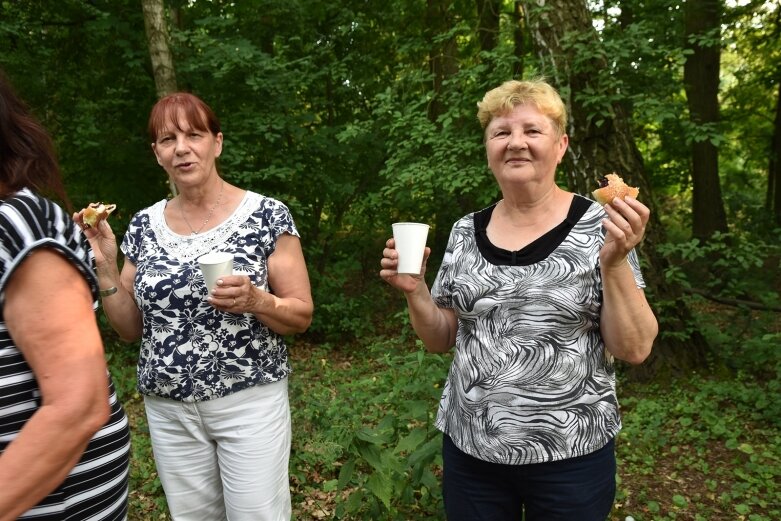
[180,179,225,235]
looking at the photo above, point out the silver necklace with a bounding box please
[179,180,224,235]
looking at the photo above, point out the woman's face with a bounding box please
[484,103,568,192]
[151,109,223,188]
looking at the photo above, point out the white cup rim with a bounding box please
[392,222,429,228]
[197,252,233,264]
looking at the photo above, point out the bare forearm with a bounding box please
[96,263,142,342]
[600,264,658,364]
[1,249,114,518]
[0,406,107,520]
[100,290,143,341]
[405,284,457,353]
[251,287,313,335]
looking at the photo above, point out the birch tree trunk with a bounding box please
[141,0,178,195]
[520,0,711,379]
[142,0,177,98]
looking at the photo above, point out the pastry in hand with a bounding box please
[82,202,116,228]
[592,173,639,205]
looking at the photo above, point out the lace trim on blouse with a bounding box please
[148,191,261,261]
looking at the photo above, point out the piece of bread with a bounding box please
[82,202,116,228]
[592,173,639,205]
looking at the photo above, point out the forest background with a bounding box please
[1,0,780,519]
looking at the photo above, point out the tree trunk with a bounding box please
[511,1,525,78]
[520,0,711,380]
[141,0,178,195]
[475,0,501,52]
[426,0,459,122]
[769,80,781,226]
[425,0,464,260]
[141,0,178,98]
[683,0,728,240]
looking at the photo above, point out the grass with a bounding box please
[107,313,780,520]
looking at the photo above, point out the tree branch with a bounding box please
[684,288,781,312]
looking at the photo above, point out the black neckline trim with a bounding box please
[473,195,593,266]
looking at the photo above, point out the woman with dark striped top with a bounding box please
[380,79,659,520]
[0,70,130,520]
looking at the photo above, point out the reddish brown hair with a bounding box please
[147,92,221,143]
[0,69,69,207]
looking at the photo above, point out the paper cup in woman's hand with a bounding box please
[197,252,234,293]
[392,222,429,275]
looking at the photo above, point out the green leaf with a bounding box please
[408,436,441,467]
[366,472,393,509]
[394,428,428,454]
[337,459,355,490]
[738,443,754,455]
[355,426,393,445]
[355,442,384,472]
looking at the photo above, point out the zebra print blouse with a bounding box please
[431,194,644,465]
[0,189,130,519]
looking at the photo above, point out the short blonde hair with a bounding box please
[476,79,567,137]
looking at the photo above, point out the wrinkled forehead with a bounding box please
[485,103,557,132]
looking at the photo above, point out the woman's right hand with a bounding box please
[73,212,119,269]
[379,237,431,293]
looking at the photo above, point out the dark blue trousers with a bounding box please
[442,434,616,521]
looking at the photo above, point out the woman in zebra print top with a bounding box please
[380,79,658,520]
[0,70,129,520]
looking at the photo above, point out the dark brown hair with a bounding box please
[147,92,221,143]
[0,69,69,207]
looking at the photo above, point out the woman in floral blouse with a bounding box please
[78,92,313,520]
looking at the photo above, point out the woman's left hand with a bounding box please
[205,235,313,334]
[208,275,261,313]
[599,196,650,270]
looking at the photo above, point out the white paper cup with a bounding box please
[392,222,430,275]
[197,252,234,292]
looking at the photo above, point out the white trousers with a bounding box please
[144,380,292,521]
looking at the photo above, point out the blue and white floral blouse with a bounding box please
[121,191,298,402]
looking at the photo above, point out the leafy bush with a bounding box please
[658,230,781,374]
[615,373,781,521]
[289,337,449,519]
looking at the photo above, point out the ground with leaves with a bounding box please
[111,320,779,520]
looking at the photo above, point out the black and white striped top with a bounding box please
[0,189,130,519]
[431,195,644,465]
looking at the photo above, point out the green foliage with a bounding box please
[659,231,780,302]
[109,321,780,520]
[289,338,449,519]
[614,371,781,520]
[104,336,169,518]
[656,228,781,371]
[0,0,165,212]
[3,0,778,346]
